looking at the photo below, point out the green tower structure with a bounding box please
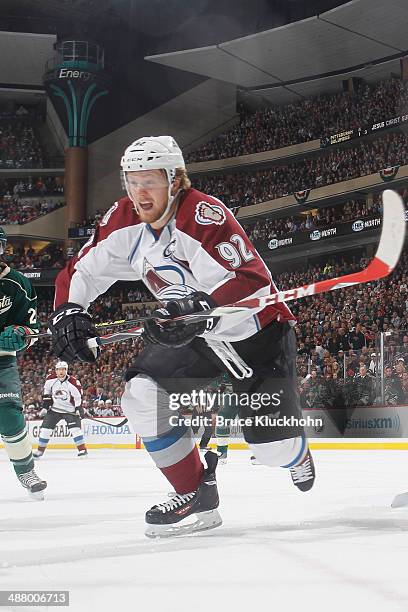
[43,40,110,230]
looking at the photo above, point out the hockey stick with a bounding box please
[83,415,128,427]
[33,327,144,344]
[32,189,405,346]
[38,405,128,428]
[84,189,405,347]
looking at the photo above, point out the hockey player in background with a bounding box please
[0,227,46,499]
[49,136,315,537]
[33,361,87,458]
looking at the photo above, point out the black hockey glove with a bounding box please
[48,302,100,363]
[143,291,219,348]
[42,396,53,411]
[75,406,85,418]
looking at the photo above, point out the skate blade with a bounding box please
[78,454,88,459]
[391,492,408,508]
[144,509,222,539]
[28,489,45,501]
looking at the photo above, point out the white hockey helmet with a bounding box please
[121,136,185,221]
[55,361,68,371]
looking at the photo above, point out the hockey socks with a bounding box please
[36,426,53,455]
[160,447,204,494]
[1,424,35,476]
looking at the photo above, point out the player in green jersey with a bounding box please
[0,227,46,499]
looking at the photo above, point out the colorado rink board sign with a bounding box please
[28,417,140,449]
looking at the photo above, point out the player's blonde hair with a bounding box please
[175,167,191,190]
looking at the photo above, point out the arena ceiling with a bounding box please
[146,0,408,104]
[0,0,401,135]
[0,31,56,89]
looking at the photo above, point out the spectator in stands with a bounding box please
[187,78,408,163]
[395,357,406,379]
[353,364,375,406]
[194,131,408,210]
[401,372,408,403]
[383,365,404,406]
[0,117,44,169]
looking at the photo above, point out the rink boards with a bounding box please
[1,405,408,450]
[26,417,142,449]
[0,406,408,450]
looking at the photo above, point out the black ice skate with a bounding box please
[145,451,222,538]
[32,449,44,459]
[18,469,47,500]
[77,449,88,458]
[289,448,315,492]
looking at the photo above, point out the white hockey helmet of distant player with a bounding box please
[55,361,68,371]
[120,136,185,221]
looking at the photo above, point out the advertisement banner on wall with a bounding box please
[254,214,387,253]
[28,417,139,448]
[17,269,59,285]
[320,113,408,147]
[302,406,408,438]
[68,227,95,239]
[213,406,408,441]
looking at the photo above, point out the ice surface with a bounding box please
[1,449,408,612]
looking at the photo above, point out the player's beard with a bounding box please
[133,200,167,223]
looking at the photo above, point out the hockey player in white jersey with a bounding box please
[48,136,315,537]
[33,361,87,458]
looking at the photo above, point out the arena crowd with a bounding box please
[187,78,408,162]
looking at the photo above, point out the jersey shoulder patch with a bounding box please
[177,189,229,232]
[195,200,226,226]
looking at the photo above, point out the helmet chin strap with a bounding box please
[154,183,180,224]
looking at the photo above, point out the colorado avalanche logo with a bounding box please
[163,239,176,257]
[142,259,194,300]
[54,389,69,401]
[195,201,226,226]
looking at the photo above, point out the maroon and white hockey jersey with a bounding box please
[55,189,295,342]
[43,374,83,414]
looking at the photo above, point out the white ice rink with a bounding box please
[1,449,408,612]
